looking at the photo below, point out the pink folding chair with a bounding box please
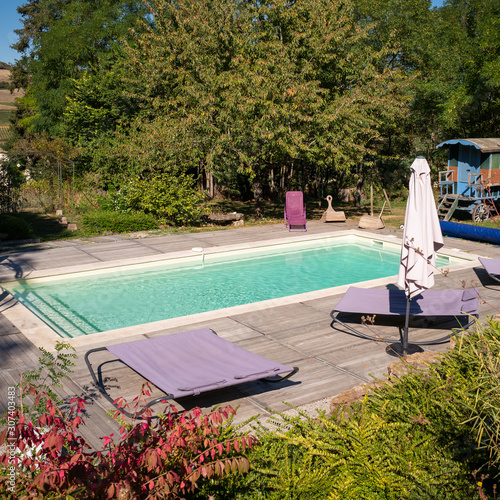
[284,191,307,232]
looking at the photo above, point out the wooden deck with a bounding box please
[1,220,499,450]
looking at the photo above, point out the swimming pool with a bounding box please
[2,234,459,338]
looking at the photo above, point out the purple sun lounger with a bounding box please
[85,328,298,418]
[284,191,307,232]
[479,257,500,285]
[330,287,479,345]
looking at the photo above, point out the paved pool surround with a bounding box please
[1,220,499,443]
[0,225,477,350]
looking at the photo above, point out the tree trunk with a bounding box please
[356,163,364,208]
[253,168,264,218]
[280,166,285,194]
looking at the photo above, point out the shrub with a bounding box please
[125,173,207,226]
[0,214,34,241]
[201,320,500,499]
[0,344,254,499]
[0,158,24,213]
[227,407,476,500]
[363,320,500,483]
[81,209,158,233]
[0,397,253,499]
[17,341,77,419]
[97,184,133,213]
[96,173,207,227]
[17,179,57,212]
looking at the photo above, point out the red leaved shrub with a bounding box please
[0,382,254,499]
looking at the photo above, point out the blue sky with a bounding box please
[0,1,24,64]
[0,0,446,66]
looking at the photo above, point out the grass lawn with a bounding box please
[6,195,499,245]
[4,197,406,244]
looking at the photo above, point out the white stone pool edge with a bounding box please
[0,229,480,351]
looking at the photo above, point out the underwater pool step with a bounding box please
[21,291,101,338]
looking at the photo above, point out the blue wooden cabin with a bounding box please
[436,138,500,221]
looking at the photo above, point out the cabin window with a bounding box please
[449,144,459,167]
[480,153,490,169]
[491,153,500,170]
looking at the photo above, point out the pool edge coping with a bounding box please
[0,229,482,351]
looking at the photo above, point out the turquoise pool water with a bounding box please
[4,237,454,338]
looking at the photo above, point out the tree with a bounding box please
[437,0,500,138]
[116,0,409,213]
[352,0,452,166]
[10,0,149,137]
[355,0,500,162]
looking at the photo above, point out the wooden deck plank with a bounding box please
[246,357,364,410]
[2,221,500,451]
[230,302,329,335]
[0,334,41,371]
[0,314,21,337]
[0,370,20,413]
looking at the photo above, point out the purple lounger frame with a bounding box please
[330,287,479,345]
[284,191,307,232]
[479,257,500,285]
[85,328,298,418]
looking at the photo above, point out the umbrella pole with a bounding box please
[403,296,411,356]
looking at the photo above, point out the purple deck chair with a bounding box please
[330,286,479,345]
[85,328,298,418]
[479,257,500,285]
[284,191,307,232]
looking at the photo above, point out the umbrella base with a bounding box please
[386,343,424,357]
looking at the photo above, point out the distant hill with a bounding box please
[0,67,24,104]
[0,69,10,84]
[0,62,11,70]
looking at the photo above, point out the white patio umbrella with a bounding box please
[396,156,444,355]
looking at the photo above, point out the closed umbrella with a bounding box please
[395,156,444,356]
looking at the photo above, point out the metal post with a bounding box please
[370,168,374,217]
[403,296,411,356]
[71,161,75,224]
[58,159,62,212]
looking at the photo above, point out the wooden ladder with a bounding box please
[437,194,459,221]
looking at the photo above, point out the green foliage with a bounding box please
[0,158,25,213]
[198,321,500,499]
[0,383,253,498]
[232,408,474,499]
[115,0,409,206]
[18,179,56,212]
[0,214,33,240]
[437,0,500,137]
[95,173,207,226]
[62,67,141,149]
[440,318,500,469]
[11,0,149,136]
[17,341,76,418]
[125,173,207,226]
[81,209,158,233]
[7,0,500,211]
[97,185,133,213]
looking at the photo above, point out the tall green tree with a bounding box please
[112,0,409,211]
[438,0,500,137]
[353,0,451,165]
[10,0,149,136]
[356,0,500,164]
